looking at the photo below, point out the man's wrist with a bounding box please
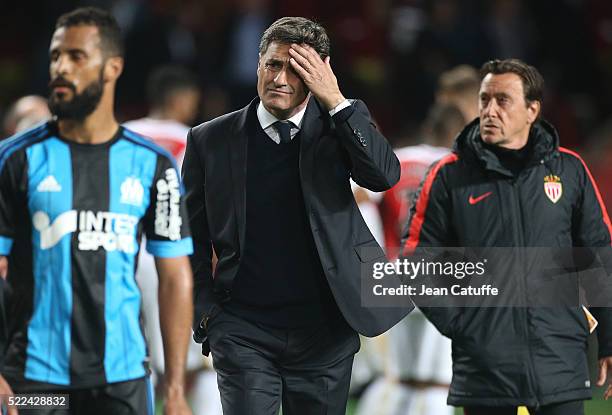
[326,95,348,113]
[164,381,185,396]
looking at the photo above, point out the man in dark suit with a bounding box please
[182,17,412,414]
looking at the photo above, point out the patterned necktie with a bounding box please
[273,121,292,144]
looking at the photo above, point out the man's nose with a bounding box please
[481,100,499,118]
[273,67,288,85]
[52,54,72,77]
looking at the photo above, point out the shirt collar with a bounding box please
[257,100,308,130]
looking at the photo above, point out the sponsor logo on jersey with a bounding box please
[36,175,62,192]
[77,211,139,253]
[120,177,144,207]
[32,210,138,252]
[544,175,562,203]
[155,168,182,240]
[32,210,77,249]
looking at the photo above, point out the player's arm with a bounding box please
[144,155,194,414]
[288,44,400,191]
[155,256,193,414]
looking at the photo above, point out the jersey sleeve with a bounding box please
[143,155,193,257]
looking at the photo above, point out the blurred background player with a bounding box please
[350,67,475,413]
[124,65,223,415]
[355,102,465,415]
[2,95,51,138]
[435,65,480,125]
[123,65,200,163]
[380,102,466,255]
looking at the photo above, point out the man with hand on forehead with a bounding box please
[183,16,410,415]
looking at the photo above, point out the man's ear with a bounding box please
[104,56,124,82]
[526,100,541,124]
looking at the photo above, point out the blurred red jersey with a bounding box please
[380,144,449,256]
[123,117,189,166]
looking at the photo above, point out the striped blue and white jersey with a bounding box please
[0,121,193,388]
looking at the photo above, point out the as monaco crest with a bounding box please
[544,175,562,203]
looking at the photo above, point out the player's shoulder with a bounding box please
[0,122,52,170]
[120,126,176,162]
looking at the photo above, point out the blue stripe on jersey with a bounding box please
[0,125,49,257]
[146,237,193,257]
[104,138,157,382]
[0,123,49,171]
[122,128,177,170]
[25,137,73,385]
[0,236,13,255]
[122,129,185,193]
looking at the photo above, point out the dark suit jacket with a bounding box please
[182,96,413,341]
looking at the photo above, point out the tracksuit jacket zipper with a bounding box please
[511,177,540,410]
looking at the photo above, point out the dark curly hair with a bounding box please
[55,7,124,58]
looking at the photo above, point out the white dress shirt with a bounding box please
[257,98,351,144]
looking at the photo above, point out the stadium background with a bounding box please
[1,0,611,413]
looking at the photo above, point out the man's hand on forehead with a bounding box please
[288,43,345,111]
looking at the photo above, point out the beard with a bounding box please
[48,69,104,121]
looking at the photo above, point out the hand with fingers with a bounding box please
[288,43,346,111]
[597,356,612,399]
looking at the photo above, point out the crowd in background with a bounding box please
[4,0,612,210]
[2,0,612,150]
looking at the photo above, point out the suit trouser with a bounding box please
[464,400,584,415]
[207,309,360,415]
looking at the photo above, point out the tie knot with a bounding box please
[273,121,293,144]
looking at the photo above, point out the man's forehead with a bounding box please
[261,42,292,58]
[480,72,523,94]
[50,25,101,50]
